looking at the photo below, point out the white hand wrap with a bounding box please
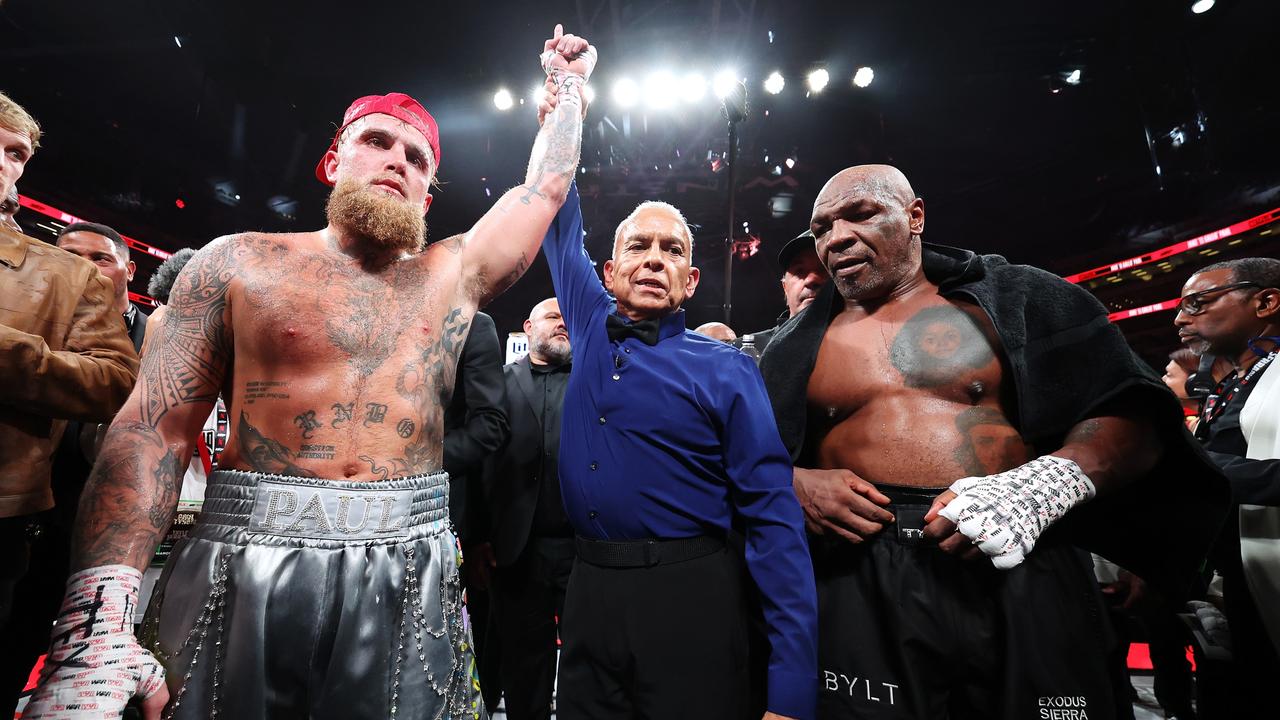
[539,43,596,117]
[539,44,597,84]
[937,455,1096,570]
[25,565,166,718]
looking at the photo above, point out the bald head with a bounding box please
[811,164,926,305]
[528,297,560,323]
[694,321,737,343]
[524,297,570,365]
[816,165,916,211]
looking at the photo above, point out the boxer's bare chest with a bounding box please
[216,237,473,480]
[806,291,1031,483]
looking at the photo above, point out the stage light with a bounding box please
[582,84,596,105]
[493,89,514,111]
[643,71,678,110]
[613,77,640,108]
[174,198,185,209]
[712,70,738,99]
[807,68,830,94]
[173,36,183,49]
[763,71,785,95]
[530,84,546,108]
[679,73,707,103]
[853,67,875,88]
[1191,0,1214,14]
[785,157,796,169]
[1065,69,1082,86]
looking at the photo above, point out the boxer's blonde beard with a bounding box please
[325,177,426,253]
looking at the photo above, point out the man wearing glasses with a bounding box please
[1174,257,1280,712]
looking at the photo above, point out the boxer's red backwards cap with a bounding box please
[314,92,441,186]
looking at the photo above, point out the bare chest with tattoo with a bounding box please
[806,295,1031,486]
[217,240,473,481]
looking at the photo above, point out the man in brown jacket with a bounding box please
[0,92,139,626]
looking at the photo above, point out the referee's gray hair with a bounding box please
[611,201,695,259]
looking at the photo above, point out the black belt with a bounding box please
[878,485,944,546]
[575,535,724,568]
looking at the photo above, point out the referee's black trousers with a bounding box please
[558,544,751,720]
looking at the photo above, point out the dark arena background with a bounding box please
[3,1,1280,717]
[3,0,1277,364]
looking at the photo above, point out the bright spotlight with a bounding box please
[1065,69,1082,86]
[613,77,640,108]
[852,66,875,88]
[643,71,678,110]
[1191,0,1215,13]
[763,71,785,95]
[582,84,596,105]
[531,84,548,108]
[493,89,513,111]
[785,157,796,169]
[678,73,707,103]
[806,68,830,94]
[712,69,738,99]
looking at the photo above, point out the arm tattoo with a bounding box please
[72,422,182,570]
[71,236,255,571]
[490,252,530,299]
[524,101,582,199]
[1065,417,1105,445]
[137,237,244,425]
[394,306,471,472]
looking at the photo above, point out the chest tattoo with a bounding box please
[889,305,995,388]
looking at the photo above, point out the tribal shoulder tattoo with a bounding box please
[74,235,269,570]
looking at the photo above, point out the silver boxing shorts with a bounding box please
[139,469,486,720]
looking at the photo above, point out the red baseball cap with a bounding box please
[314,92,441,186]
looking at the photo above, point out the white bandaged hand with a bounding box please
[539,25,597,104]
[25,565,166,718]
[937,455,1095,570]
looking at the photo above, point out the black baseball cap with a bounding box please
[777,229,816,270]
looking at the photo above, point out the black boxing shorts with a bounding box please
[809,484,1116,720]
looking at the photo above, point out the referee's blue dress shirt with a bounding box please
[543,184,818,719]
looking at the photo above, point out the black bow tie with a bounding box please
[606,314,661,346]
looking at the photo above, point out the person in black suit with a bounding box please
[442,309,510,714]
[444,310,511,542]
[736,230,827,360]
[482,297,573,720]
[1,221,149,712]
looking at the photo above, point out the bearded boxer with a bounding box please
[26,25,596,720]
[759,164,1228,719]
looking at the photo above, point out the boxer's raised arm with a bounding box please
[71,235,241,572]
[461,24,595,305]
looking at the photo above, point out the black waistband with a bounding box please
[876,483,948,505]
[575,535,724,568]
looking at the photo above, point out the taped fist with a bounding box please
[927,455,1095,569]
[25,565,168,719]
[539,23,597,82]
